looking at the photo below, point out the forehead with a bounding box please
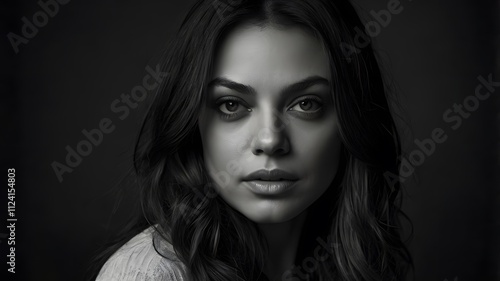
[212,24,330,90]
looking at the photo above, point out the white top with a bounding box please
[96,226,189,281]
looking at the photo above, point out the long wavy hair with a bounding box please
[88,0,413,280]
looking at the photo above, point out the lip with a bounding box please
[242,169,299,181]
[243,180,298,195]
[242,169,299,195]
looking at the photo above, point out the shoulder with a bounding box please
[96,226,188,281]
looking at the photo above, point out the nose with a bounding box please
[250,110,290,156]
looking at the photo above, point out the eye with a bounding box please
[288,97,322,113]
[219,101,243,114]
[215,96,251,120]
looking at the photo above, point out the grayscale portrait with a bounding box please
[3,0,497,280]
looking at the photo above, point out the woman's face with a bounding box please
[198,24,342,223]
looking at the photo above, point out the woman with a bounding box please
[90,0,412,280]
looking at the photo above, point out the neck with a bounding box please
[258,210,308,281]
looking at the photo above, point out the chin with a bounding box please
[236,202,306,224]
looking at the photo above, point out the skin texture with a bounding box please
[197,24,343,280]
[198,24,342,224]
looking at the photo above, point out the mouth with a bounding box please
[242,169,299,181]
[242,169,299,195]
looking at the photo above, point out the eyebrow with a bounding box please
[207,75,330,97]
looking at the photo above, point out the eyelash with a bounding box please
[287,95,324,119]
[215,96,250,120]
[215,95,324,121]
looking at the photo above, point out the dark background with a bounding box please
[1,0,499,280]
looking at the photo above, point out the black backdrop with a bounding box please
[2,0,499,280]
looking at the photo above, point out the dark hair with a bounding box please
[88,0,413,280]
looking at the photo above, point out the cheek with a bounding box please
[290,118,342,183]
[199,118,250,179]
